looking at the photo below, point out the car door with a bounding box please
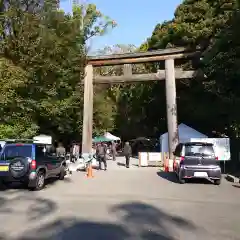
[35,145,53,177]
[45,152,63,176]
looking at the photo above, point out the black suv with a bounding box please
[173,142,221,185]
[0,142,67,190]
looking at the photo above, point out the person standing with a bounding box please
[72,142,80,161]
[96,142,107,171]
[123,142,132,168]
[111,141,117,161]
[56,142,66,157]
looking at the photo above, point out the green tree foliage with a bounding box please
[148,0,237,51]
[136,0,240,138]
[0,1,115,140]
[0,58,39,138]
[92,45,131,136]
[92,44,148,138]
[203,1,240,136]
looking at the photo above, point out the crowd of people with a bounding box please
[48,141,81,162]
[52,140,133,170]
[95,141,132,170]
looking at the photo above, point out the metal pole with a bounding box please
[165,59,179,159]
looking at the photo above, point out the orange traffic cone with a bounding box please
[164,157,169,172]
[86,164,94,178]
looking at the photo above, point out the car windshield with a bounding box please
[1,145,32,160]
[185,145,214,157]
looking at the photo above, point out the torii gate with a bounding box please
[82,47,200,158]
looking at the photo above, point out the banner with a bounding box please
[139,152,148,166]
[139,152,162,166]
[190,138,230,161]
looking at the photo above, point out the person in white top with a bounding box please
[72,143,80,161]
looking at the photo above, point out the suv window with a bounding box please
[1,145,32,160]
[36,145,56,158]
[185,144,214,157]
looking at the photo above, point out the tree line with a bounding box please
[0,0,115,141]
[106,0,240,139]
[1,0,240,142]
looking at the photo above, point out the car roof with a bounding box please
[4,143,46,147]
[182,142,213,146]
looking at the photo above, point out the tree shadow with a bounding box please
[17,218,130,240]
[17,202,197,240]
[0,192,57,221]
[111,202,196,239]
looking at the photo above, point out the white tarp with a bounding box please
[33,134,52,145]
[160,123,208,154]
[0,141,6,148]
[190,138,231,161]
[104,132,121,141]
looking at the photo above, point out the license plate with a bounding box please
[194,172,208,177]
[0,165,9,171]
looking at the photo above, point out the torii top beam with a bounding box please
[87,47,200,66]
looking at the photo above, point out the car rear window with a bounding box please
[1,145,32,160]
[185,144,214,157]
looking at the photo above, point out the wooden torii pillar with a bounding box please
[82,64,93,154]
[82,48,198,158]
[165,59,178,158]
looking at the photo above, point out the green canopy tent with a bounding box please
[92,136,111,143]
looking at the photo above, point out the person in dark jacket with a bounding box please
[96,142,107,170]
[123,141,132,168]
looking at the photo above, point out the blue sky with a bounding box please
[60,0,182,52]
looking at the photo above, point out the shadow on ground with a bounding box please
[0,177,72,192]
[157,172,179,183]
[117,162,126,167]
[232,184,240,188]
[0,190,57,221]
[17,202,197,240]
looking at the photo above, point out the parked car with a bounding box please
[0,142,67,190]
[173,142,221,185]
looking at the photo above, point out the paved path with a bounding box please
[0,157,240,239]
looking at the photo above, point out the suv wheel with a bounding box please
[30,171,45,191]
[214,179,221,185]
[179,176,185,184]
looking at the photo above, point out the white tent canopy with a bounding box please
[33,134,52,145]
[104,132,121,141]
[160,123,208,153]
